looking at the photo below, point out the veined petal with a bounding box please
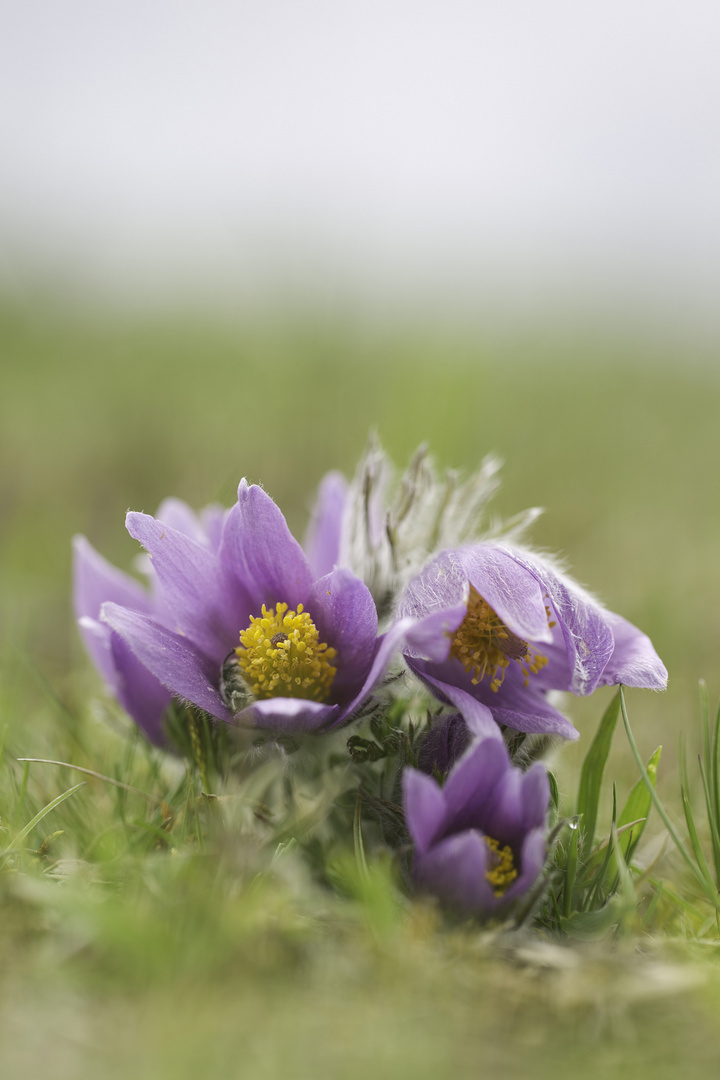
[602,612,668,690]
[459,546,554,643]
[402,768,447,854]
[506,548,615,695]
[101,603,232,723]
[334,616,414,727]
[126,511,247,662]
[220,481,314,612]
[308,568,377,701]
[304,470,348,578]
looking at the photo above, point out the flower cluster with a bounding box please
[74,441,667,918]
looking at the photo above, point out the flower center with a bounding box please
[484,836,518,897]
[450,585,548,692]
[235,602,337,702]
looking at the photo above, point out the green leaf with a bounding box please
[559,896,624,938]
[617,745,662,861]
[577,689,620,853]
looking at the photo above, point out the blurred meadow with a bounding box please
[3,1,720,1076]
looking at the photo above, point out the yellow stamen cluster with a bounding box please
[484,836,518,897]
[236,602,337,702]
[450,585,548,692]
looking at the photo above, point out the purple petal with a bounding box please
[409,657,579,741]
[73,535,154,688]
[520,763,551,832]
[109,632,173,744]
[304,470,348,578]
[220,481,314,612]
[126,511,247,662]
[506,548,615,695]
[334,616,414,726]
[502,826,547,904]
[200,505,227,553]
[402,768,447,854]
[73,535,153,620]
[101,603,232,723]
[414,831,496,912]
[485,702,579,741]
[402,604,468,663]
[398,549,468,623]
[442,737,510,831]
[237,698,340,733]
[308,568,377,702]
[419,671,501,741]
[602,613,668,690]
[154,498,208,546]
[479,766,526,850]
[459,546,554,643]
[77,616,120,693]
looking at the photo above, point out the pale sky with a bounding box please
[1,1,719,326]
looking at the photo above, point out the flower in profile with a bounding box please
[399,544,668,741]
[73,498,226,743]
[77,482,408,738]
[403,716,550,914]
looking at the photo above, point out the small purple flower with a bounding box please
[403,723,550,914]
[399,544,668,741]
[75,482,409,739]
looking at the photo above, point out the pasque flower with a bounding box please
[404,697,550,913]
[398,544,668,741]
[75,483,407,739]
[73,498,226,743]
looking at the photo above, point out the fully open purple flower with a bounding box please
[76,482,407,739]
[399,544,668,741]
[403,720,550,914]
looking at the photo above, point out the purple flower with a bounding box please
[403,719,550,914]
[399,544,668,741]
[73,498,226,743]
[75,482,409,739]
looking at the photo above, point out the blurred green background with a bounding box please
[2,295,720,1078]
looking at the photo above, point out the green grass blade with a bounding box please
[697,755,720,887]
[618,745,661,861]
[620,687,719,905]
[577,689,620,853]
[353,794,369,881]
[2,781,86,858]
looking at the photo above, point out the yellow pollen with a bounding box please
[484,836,518,897]
[235,602,337,702]
[450,585,548,692]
